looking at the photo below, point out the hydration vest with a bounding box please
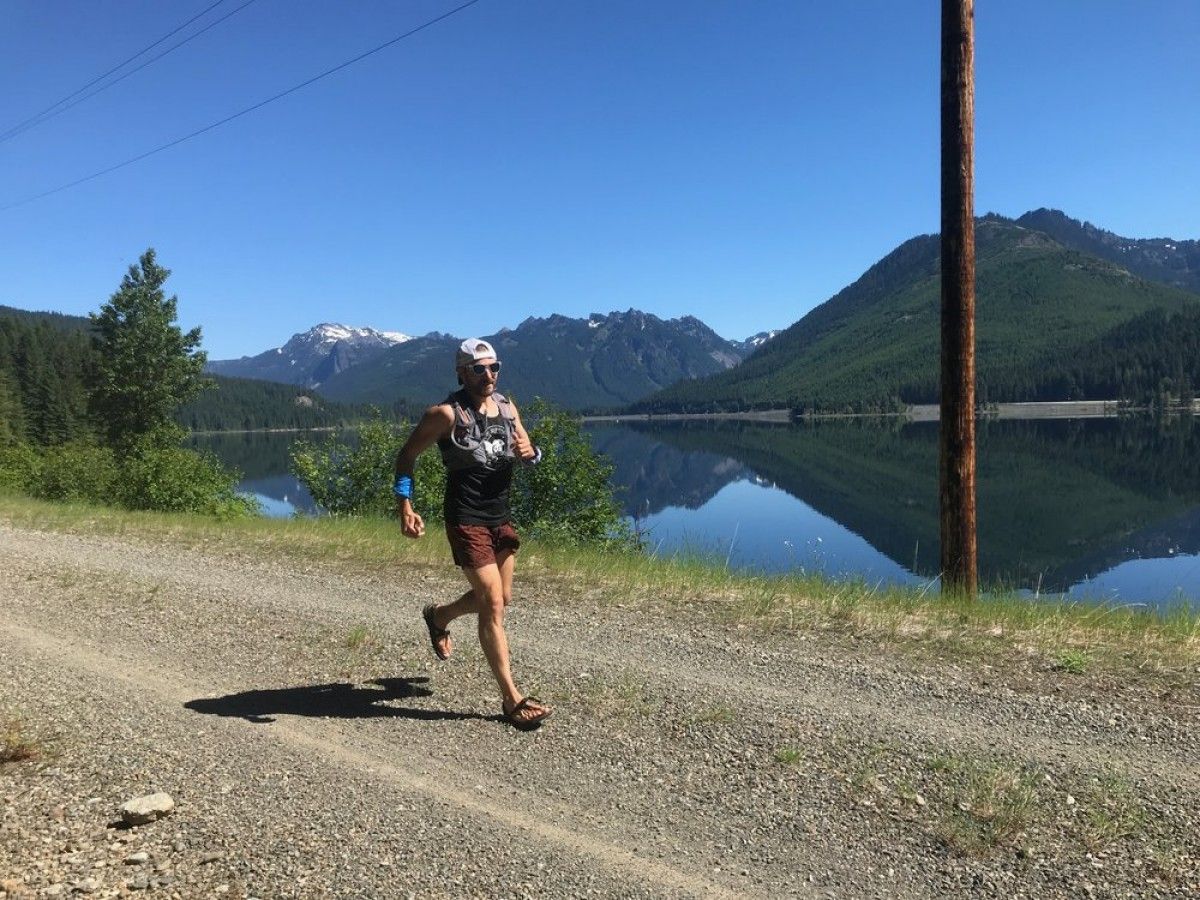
[439,390,517,472]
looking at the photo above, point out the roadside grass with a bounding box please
[338,625,386,678]
[906,753,1178,863]
[921,755,1041,856]
[1053,648,1090,675]
[344,625,377,652]
[1148,842,1192,889]
[836,744,1038,855]
[549,671,661,720]
[812,735,1187,864]
[3,493,1198,683]
[774,746,805,766]
[526,539,1200,686]
[1,715,42,766]
[848,743,892,801]
[1081,774,1147,853]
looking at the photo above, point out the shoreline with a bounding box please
[187,399,1200,433]
[583,408,792,424]
[909,399,1132,421]
[187,425,347,436]
[588,398,1200,424]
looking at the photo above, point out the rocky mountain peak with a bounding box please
[209,321,412,388]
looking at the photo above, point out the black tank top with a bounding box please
[441,411,513,526]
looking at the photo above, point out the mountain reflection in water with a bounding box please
[191,416,1200,606]
[592,417,1200,603]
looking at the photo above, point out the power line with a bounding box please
[2,0,258,144]
[2,0,484,213]
[0,0,229,142]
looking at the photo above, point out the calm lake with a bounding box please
[189,417,1200,610]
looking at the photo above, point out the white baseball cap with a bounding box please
[455,338,497,368]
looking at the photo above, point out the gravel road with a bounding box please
[1,521,1197,898]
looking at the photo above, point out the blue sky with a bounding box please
[2,1,1197,359]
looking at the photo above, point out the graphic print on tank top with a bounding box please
[480,418,508,468]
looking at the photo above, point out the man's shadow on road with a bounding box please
[184,677,502,725]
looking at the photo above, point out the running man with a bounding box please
[393,338,552,730]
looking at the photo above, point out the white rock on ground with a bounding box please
[119,793,174,826]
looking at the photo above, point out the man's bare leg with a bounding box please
[463,558,549,725]
[424,589,476,659]
[425,550,516,658]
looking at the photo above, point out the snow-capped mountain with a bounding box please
[731,330,779,356]
[314,309,755,411]
[207,323,411,388]
[206,313,778,409]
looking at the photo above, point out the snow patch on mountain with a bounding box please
[307,323,411,346]
[745,330,779,348]
[729,329,779,356]
[207,322,413,387]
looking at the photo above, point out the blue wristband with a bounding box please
[393,474,413,499]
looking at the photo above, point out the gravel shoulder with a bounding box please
[2,520,1198,899]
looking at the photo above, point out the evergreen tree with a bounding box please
[0,369,24,444]
[89,249,207,447]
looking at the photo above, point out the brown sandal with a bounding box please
[422,604,451,660]
[502,697,552,731]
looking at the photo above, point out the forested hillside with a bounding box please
[0,306,93,445]
[177,376,396,434]
[1016,208,1200,294]
[972,305,1199,408]
[179,375,396,431]
[0,306,386,439]
[633,218,1200,413]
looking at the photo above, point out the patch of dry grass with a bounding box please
[1,716,41,765]
[548,670,661,720]
[1080,773,1148,853]
[927,757,1041,856]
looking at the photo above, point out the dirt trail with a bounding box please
[2,523,1198,898]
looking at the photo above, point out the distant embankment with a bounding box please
[908,400,1200,422]
[596,400,1200,425]
[584,409,792,424]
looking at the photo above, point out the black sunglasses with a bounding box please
[469,361,502,375]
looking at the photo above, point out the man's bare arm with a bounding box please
[394,405,453,537]
[508,402,538,462]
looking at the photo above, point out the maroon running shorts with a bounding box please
[445,522,521,569]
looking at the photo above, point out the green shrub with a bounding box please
[34,442,120,504]
[0,435,255,517]
[290,403,634,548]
[115,440,258,517]
[512,400,634,547]
[0,443,41,494]
[290,418,445,518]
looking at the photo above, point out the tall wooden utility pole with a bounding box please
[939,0,978,596]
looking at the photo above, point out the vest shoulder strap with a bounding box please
[444,391,473,427]
[492,392,516,421]
[444,390,515,424]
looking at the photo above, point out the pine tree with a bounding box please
[0,369,24,444]
[89,249,208,447]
